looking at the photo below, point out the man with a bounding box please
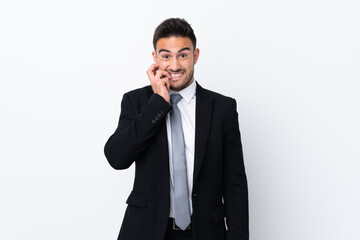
[104,18,248,240]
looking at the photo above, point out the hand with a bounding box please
[146,64,171,103]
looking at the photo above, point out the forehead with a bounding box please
[156,36,193,53]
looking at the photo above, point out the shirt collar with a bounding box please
[169,80,197,103]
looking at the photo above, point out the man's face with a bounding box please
[153,36,199,91]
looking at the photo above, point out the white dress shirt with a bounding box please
[166,80,196,218]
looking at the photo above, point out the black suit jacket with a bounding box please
[104,83,248,240]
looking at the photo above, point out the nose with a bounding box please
[169,58,180,71]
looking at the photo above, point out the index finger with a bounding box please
[147,63,159,76]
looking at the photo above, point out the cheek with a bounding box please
[185,58,195,68]
[184,62,194,72]
[158,62,169,70]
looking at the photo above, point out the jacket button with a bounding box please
[193,193,197,197]
[152,119,156,124]
[157,113,162,117]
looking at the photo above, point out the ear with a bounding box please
[193,48,200,65]
[152,51,158,63]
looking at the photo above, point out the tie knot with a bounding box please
[170,93,182,105]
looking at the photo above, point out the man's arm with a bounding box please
[104,92,171,169]
[104,63,173,169]
[223,99,249,240]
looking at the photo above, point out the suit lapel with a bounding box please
[193,83,213,182]
[156,121,170,175]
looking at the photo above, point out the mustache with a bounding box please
[167,69,185,73]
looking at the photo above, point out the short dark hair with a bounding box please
[153,18,197,50]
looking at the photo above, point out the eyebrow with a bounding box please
[158,47,191,54]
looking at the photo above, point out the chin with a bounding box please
[170,85,182,91]
[170,82,183,91]
[171,78,193,91]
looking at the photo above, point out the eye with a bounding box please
[162,55,169,59]
[179,53,187,59]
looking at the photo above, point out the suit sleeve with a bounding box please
[104,93,172,170]
[223,99,249,240]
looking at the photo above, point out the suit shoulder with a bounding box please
[124,85,152,98]
[201,87,236,105]
[120,85,153,111]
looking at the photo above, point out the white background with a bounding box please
[1,0,359,239]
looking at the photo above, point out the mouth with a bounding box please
[169,72,184,80]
